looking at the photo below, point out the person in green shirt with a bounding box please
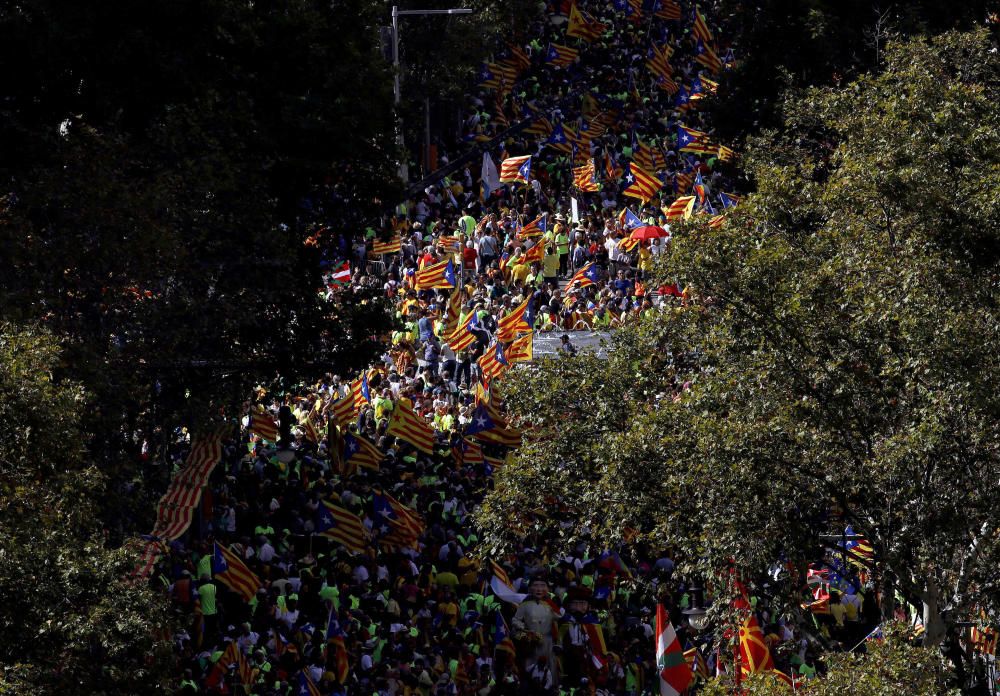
[458,209,477,237]
[197,575,218,641]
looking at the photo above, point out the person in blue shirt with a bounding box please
[612,270,633,296]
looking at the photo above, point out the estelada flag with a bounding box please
[317,499,369,552]
[443,287,465,336]
[496,296,534,342]
[478,342,511,380]
[212,542,262,601]
[573,159,600,192]
[302,417,321,445]
[546,43,579,68]
[519,213,548,239]
[656,605,692,696]
[522,241,545,265]
[446,311,481,353]
[739,615,774,675]
[695,38,723,73]
[342,432,382,472]
[507,331,534,363]
[565,262,601,292]
[651,0,680,20]
[499,155,532,184]
[692,7,714,44]
[664,196,696,221]
[414,258,456,290]
[331,394,356,427]
[567,3,605,41]
[622,162,662,203]
[386,402,436,454]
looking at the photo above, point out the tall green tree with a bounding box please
[0,324,174,695]
[1,0,400,458]
[477,28,1000,679]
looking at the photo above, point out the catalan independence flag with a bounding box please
[692,6,714,44]
[646,42,673,84]
[446,310,482,352]
[495,611,516,656]
[651,0,680,20]
[567,3,605,41]
[452,437,485,466]
[496,296,534,342]
[546,43,579,68]
[694,38,723,73]
[342,432,382,472]
[664,195,696,221]
[719,191,741,209]
[677,124,712,153]
[622,162,663,203]
[248,410,279,441]
[499,155,532,184]
[317,500,369,552]
[212,542,262,601]
[572,159,600,192]
[386,402,436,454]
[522,241,545,265]
[414,258,456,290]
[547,123,573,154]
[478,342,510,380]
[507,331,534,363]
[297,670,323,696]
[302,417,321,445]
[518,213,548,239]
[565,262,601,292]
[373,490,425,548]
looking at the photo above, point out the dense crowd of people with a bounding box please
[141,1,885,694]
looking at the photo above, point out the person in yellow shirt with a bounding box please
[554,216,570,277]
[542,244,560,286]
[638,243,653,277]
[510,258,531,285]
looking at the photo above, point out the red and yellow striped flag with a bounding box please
[372,236,401,255]
[664,196,696,221]
[507,331,534,363]
[248,410,279,441]
[212,542,262,601]
[496,297,533,342]
[386,402,436,454]
[317,500,370,552]
[622,162,662,203]
[415,258,456,290]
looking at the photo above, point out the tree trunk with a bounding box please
[921,575,947,647]
[879,570,896,621]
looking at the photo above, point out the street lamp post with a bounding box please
[391,5,474,181]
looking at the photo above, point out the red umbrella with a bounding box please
[629,225,669,241]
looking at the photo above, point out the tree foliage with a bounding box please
[710,0,993,141]
[1,0,400,443]
[0,324,173,695]
[478,28,1000,663]
[701,624,957,695]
